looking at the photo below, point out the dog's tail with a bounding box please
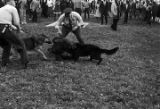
[101,47,119,55]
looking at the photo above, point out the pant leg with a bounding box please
[124,11,128,23]
[111,18,119,30]
[104,14,108,24]
[35,11,38,22]
[101,14,104,24]
[75,8,82,16]
[60,26,71,38]
[32,10,37,22]
[84,8,87,19]
[3,29,28,66]
[19,9,23,24]
[87,8,90,19]
[23,9,27,23]
[0,37,11,66]
[72,27,84,44]
[113,18,119,30]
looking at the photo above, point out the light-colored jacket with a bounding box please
[111,0,118,17]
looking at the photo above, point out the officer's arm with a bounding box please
[72,12,84,24]
[12,8,21,32]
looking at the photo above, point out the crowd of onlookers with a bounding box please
[0,0,160,25]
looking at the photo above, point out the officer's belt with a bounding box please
[0,24,11,34]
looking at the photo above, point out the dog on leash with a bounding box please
[48,37,119,65]
[11,34,52,60]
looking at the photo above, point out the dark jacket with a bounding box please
[99,1,109,15]
[66,1,74,10]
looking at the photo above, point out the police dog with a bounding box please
[48,37,119,65]
[11,34,52,60]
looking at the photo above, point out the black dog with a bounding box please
[70,43,119,64]
[48,37,119,65]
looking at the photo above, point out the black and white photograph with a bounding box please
[0,0,160,108]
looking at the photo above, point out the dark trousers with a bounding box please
[84,8,90,19]
[111,18,119,31]
[124,11,128,23]
[32,10,38,22]
[146,11,152,25]
[0,24,28,67]
[75,8,82,16]
[101,13,108,24]
[60,26,84,44]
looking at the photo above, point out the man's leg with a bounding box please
[60,26,70,38]
[84,9,87,19]
[23,9,27,24]
[4,30,28,67]
[73,27,84,44]
[114,18,119,30]
[0,37,11,66]
[87,8,90,19]
[105,14,108,24]
[101,14,104,24]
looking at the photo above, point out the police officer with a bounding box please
[0,0,28,70]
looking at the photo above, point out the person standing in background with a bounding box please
[123,0,130,24]
[41,0,48,18]
[94,0,101,22]
[30,0,41,22]
[82,0,90,20]
[19,0,27,24]
[60,0,67,13]
[73,0,82,15]
[99,0,109,25]
[47,0,54,17]
[111,0,120,31]
[66,0,74,10]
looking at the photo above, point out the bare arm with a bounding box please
[12,7,21,32]
[57,13,65,26]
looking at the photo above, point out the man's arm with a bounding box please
[12,7,21,32]
[72,12,84,25]
[57,13,65,26]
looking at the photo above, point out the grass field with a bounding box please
[0,17,160,109]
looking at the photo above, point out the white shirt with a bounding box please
[0,4,20,25]
[57,11,84,27]
[47,0,53,7]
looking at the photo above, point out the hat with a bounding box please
[64,8,72,14]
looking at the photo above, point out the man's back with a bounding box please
[0,4,19,25]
